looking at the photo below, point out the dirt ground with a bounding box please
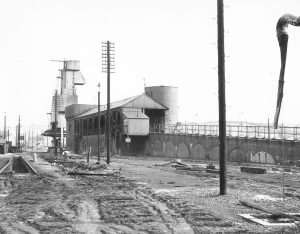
[0,152,299,233]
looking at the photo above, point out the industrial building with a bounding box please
[65,86,178,156]
[43,60,85,151]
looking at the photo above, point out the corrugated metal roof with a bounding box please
[75,93,166,119]
[123,94,168,109]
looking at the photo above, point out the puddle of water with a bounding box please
[154,188,179,193]
[253,194,283,201]
[154,187,191,194]
[136,182,147,185]
[62,178,75,181]
[14,174,31,177]
[239,213,300,227]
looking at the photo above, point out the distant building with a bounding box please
[65,86,178,156]
[43,60,85,150]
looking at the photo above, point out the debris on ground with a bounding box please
[240,166,267,174]
[239,199,300,223]
[0,153,299,233]
[206,163,216,169]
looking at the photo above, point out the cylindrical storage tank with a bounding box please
[145,86,178,124]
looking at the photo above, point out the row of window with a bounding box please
[72,112,122,134]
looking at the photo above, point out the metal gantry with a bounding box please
[102,41,115,164]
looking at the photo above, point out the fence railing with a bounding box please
[150,124,300,141]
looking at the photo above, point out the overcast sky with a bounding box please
[1,0,300,130]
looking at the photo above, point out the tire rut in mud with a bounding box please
[94,188,194,233]
[0,157,195,234]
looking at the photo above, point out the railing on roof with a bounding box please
[150,124,300,141]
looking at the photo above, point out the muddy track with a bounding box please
[1,154,300,233]
[71,176,194,233]
[0,154,195,234]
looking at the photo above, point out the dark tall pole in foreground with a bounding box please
[97,82,101,162]
[102,41,115,164]
[218,0,227,195]
[107,42,111,164]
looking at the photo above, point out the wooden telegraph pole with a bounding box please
[18,115,21,152]
[3,113,6,141]
[98,82,101,162]
[54,90,58,156]
[102,41,115,164]
[218,0,227,195]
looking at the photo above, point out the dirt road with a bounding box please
[0,152,299,233]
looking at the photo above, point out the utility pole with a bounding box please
[102,41,115,164]
[31,130,33,150]
[36,132,38,150]
[60,113,63,155]
[268,118,270,140]
[218,0,227,195]
[98,82,101,162]
[3,113,6,140]
[54,90,58,156]
[7,128,9,142]
[28,130,30,149]
[18,115,21,152]
[15,126,17,147]
[46,113,51,148]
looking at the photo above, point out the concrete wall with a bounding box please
[148,133,300,164]
[66,124,300,164]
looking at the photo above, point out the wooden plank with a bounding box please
[240,167,266,174]
[206,169,220,174]
[0,158,13,174]
[239,200,300,222]
[68,171,114,176]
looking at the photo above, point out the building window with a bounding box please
[100,115,105,134]
[83,119,87,133]
[88,118,93,131]
[117,112,121,125]
[94,117,98,130]
[75,120,80,133]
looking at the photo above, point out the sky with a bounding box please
[1,0,300,131]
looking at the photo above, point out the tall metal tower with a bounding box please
[102,41,115,164]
